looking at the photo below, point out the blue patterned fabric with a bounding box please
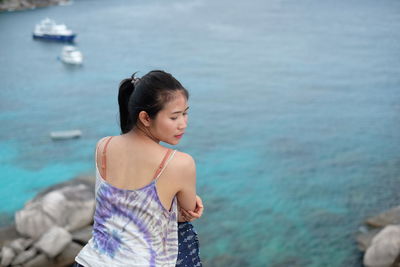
[176,222,202,267]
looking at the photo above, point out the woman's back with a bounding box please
[97,134,187,211]
[75,135,183,267]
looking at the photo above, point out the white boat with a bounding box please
[60,46,83,65]
[50,130,82,140]
[33,18,76,42]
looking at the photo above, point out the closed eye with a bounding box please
[171,112,188,120]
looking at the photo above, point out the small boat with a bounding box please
[33,18,76,42]
[50,130,82,140]
[60,46,83,65]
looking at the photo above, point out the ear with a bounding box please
[138,111,151,127]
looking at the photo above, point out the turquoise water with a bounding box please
[1,0,400,266]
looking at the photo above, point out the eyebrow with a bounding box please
[171,106,189,114]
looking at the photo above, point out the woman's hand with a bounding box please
[178,195,204,222]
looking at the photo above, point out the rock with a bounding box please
[0,224,20,247]
[1,245,16,266]
[364,225,400,267]
[10,247,37,265]
[15,201,56,239]
[15,177,95,239]
[8,237,34,254]
[30,176,95,201]
[0,176,93,265]
[59,184,95,232]
[0,0,73,12]
[366,206,400,228]
[71,225,93,245]
[34,226,72,258]
[23,253,52,267]
[42,190,67,222]
[0,1,20,11]
[356,228,381,252]
[19,0,34,9]
[53,241,83,266]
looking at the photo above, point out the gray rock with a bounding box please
[366,206,400,228]
[0,225,20,248]
[15,177,95,239]
[58,184,95,232]
[8,238,34,254]
[23,253,52,267]
[53,241,83,266]
[15,202,56,239]
[71,225,93,245]
[364,224,400,267]
[356,228,382,252]
[0,0,74,11]
[10,247,37,265]
[32,176,95,200]
[0,1,20,10]
[1,245,16,266]
[34,226,72,258]
[19,0,34,9]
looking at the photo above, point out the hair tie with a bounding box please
[131,73,141,86]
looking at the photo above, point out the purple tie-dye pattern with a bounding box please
[93,182,158,262]
[75,148,178,266]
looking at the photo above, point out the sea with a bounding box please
[0,0,399,266]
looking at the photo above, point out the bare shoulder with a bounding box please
[173,150,196,168]
[95,136,112,151]
[170,150,196,182]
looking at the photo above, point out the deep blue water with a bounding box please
[1,0,400,266]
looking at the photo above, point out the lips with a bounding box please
[175,133,184,138]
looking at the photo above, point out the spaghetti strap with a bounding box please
[99,136,114,180]
[95,137,108,169]
[154,149,177,182]
[153,149,172,180]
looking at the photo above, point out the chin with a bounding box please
[164,139,179,146]
[172,139,180,145]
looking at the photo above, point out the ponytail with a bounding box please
[118,74,136,134]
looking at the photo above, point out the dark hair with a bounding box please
[118,70,189,134]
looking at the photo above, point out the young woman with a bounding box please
[74,70,203,266]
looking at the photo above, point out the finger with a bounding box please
[198,205,204,214]
[184,215,194,222]
[196,206,204,213]
[179,211,189,222]
[187,210,200,218]
[196,195,204,207]
[181,209,193,219]
[194,205,204,217]
[180,208,191,215]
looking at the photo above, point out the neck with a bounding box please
[130,124,160,144]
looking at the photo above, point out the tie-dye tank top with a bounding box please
[75,136,179,267]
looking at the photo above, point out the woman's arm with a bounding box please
[178,195,204,222]
[176,152,197,212]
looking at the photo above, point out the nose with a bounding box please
[178,116,187,130]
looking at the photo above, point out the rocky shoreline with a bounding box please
[0,0,70,12]
[0,173,399,266]
[0,175,95,266]
[356,206,400,267]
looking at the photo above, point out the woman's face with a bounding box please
[151,91,189,145]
